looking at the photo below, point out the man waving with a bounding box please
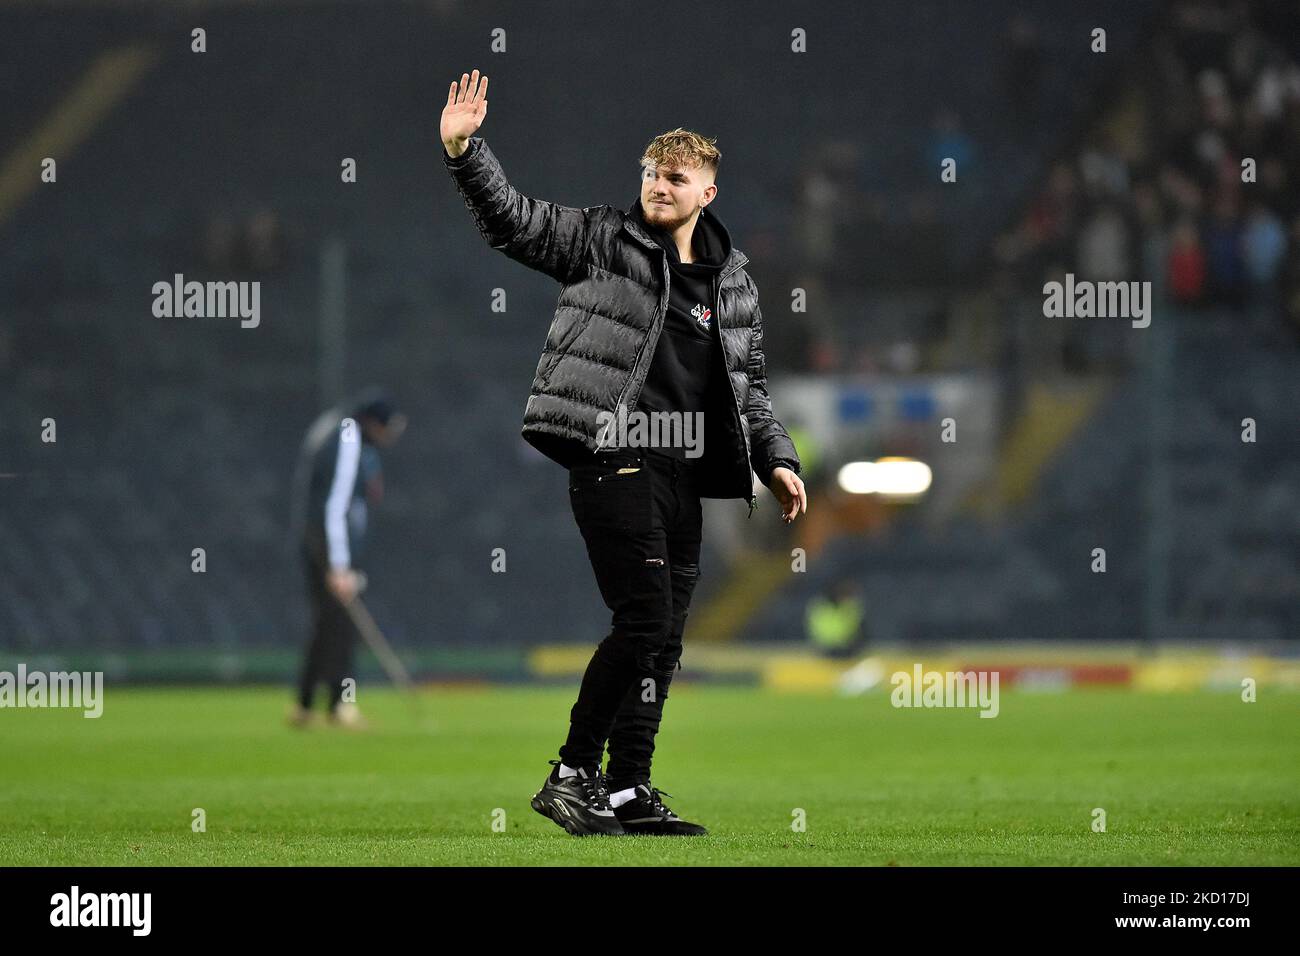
[441,69,806,836]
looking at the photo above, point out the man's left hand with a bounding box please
[769,467,808,524]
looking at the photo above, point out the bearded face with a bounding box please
[640,162,711,233]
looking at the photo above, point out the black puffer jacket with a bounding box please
[443,137,801,513]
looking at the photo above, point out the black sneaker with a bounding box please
[612,784,708,836]
[530,760,624,836]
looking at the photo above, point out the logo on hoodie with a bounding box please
[692,303,713,331]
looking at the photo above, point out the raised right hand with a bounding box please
[441,69,489,154]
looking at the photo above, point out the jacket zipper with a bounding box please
[710,271,757,519]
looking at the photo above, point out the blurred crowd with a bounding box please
[772,13,1101,375]
[995,0,1300,347]
[773,1,1300,379]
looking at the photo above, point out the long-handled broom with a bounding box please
[344,572,426,722]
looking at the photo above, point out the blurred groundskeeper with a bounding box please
[806,579,867,659]
[289,387,406,728]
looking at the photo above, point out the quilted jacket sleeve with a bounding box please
[745,292,802,482]
[444,137,598,285]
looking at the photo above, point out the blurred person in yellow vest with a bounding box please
[808,579,886,695]
[805,579,866,659]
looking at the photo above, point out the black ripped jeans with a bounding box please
[558,447,704,794]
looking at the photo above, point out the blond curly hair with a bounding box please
[639,128,720,180]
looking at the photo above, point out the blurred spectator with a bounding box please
[1242,201,1287,288]
[805,579,867,659]
[1242,200,1287,339]
[927,108,973,178]
[790,138,873,293]
[1168,217,1208,304]
[1079,137,1130,201]
[1002,162,1080,277]
[202,214,239,272]
[245,208,287,274]
[1204,192,1245,305]
[886,339,922,375]
[795,140,865,282]
[1077,202,1133,280]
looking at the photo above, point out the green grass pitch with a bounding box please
[2,684,1297,866]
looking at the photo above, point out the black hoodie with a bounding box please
[630,195,733,463]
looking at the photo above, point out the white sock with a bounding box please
[609,787,638,808]
[557,763,579,779]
